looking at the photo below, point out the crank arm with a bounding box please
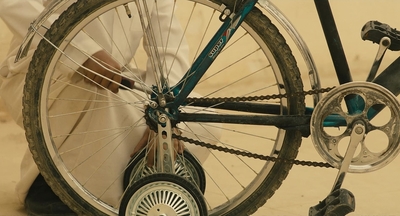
[366,36,391,81]
[309,121,365,216]
[331,121,365,192]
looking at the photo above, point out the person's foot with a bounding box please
[25,174,77,216]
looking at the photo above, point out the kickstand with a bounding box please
[309,121,365,216]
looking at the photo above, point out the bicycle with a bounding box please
[15,0,400,215]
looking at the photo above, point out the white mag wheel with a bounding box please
[119,173,207,216]
[23,0,305,215]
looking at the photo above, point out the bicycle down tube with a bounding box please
[155,0,325,135]
[140,0,314,135]
[172,0,258,107]
[152,0,399,135]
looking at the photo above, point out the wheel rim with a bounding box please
[26,0,303,215]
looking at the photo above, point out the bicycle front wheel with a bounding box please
[23,0,305,215]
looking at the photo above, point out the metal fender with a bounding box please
[15,0,74,63]
[258,0,322,104]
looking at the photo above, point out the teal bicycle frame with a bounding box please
[147,0,400,137]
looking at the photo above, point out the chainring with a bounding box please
[310,82,400,173]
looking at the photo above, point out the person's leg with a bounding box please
[25,174,77,216]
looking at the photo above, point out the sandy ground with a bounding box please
[2,1,400,216]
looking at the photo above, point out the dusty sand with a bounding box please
[1,1,400,215]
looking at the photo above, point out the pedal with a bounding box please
[361,20,400,51]
[309,189,355,216]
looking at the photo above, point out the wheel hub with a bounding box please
[147,205,176,215]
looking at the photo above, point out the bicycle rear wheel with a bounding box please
[23,0,305,215]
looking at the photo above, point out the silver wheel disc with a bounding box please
[125,181,201,215]
[311,82,400,173]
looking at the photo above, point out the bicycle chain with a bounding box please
[185,87,335,103]
[178,86,336,168]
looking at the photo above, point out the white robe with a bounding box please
[0,0,212,207]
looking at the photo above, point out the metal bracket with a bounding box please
[157,113,175,174]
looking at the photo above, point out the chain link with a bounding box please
[186,87,335,103]
[179,87,335,168]
[173,134,333,168]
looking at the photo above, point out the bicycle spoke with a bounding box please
[23,1,304,215]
